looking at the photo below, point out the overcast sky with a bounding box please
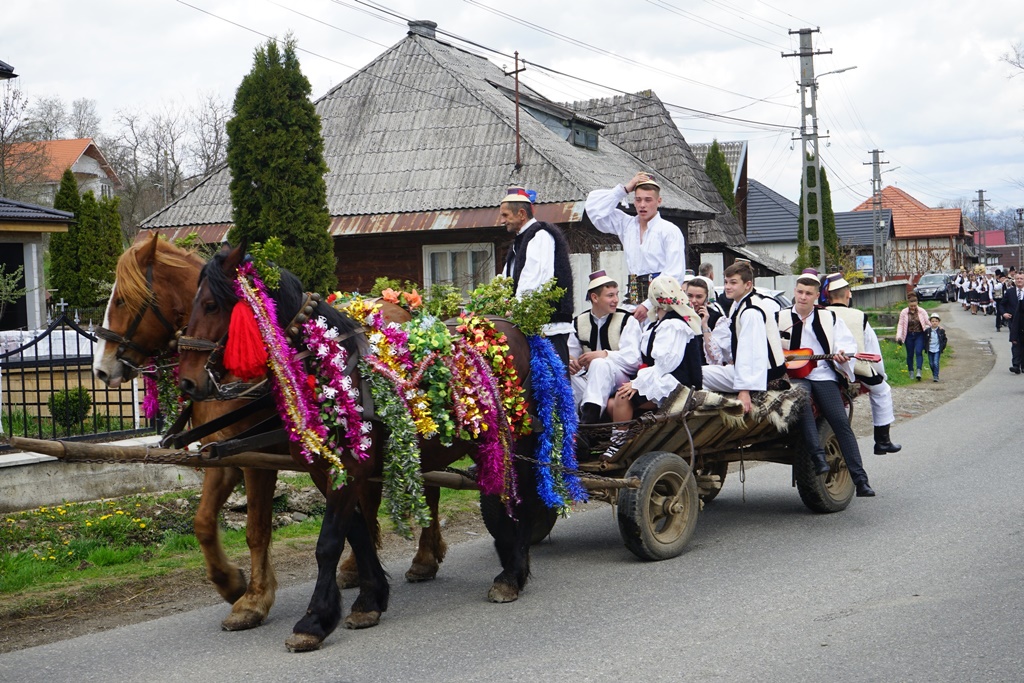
[4,0,1023,215]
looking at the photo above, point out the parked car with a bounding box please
[913,273,955,302]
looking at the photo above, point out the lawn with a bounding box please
[0,463,480,600]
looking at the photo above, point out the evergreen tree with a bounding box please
[49,169,81,305]
[795,159,841,273]
[97,195,124,297]
[226,37,334,293]
[704,139,736,215]
[75,191,103,306]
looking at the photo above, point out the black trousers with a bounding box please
[791,377,869,486]
[547,333,570,369]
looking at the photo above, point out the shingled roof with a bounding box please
[568,92,745,247]
[852,186,962,239]
[142,22,713,237]
[7,138,120,187]
[690,140,747,194]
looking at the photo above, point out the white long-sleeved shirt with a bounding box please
[631,317,696,404]
[584,184,686,310]
[501,218,574,336]
[567,312,643,375]
[708,297,770,391]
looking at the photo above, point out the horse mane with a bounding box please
[116,238,204,318]
[201,251,364,356]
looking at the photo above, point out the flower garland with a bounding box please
[235,262,348,488]
[455,315,531,436]
[142,365,183,432]
[363,368,431,538]
[528,335,587,511]
[301,315,372,463]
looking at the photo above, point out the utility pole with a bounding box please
[504,52,527,171]
[1017,207,1024,271]
[974,190,987,268]
[865,149,888,281]
[783,28,831,274]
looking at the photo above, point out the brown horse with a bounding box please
[92,234,496,638]
[176,243,542,651]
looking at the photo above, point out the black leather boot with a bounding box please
[580,402,602,425]
[873,424,902,455]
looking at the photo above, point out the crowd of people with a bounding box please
[495,172,889,499]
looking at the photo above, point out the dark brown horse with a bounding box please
[176,243,542,651]
[91,234,437,634]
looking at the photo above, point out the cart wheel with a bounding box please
[617,451,698,561]
[695,461,729,502]
[480,494,559,545]
[795,421,855,513]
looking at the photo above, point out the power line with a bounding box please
[459,0,794,108]
[643,0,786,52]
[264,0,391,48]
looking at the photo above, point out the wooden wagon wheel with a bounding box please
[794,420,855,513]
[617,451,698,561]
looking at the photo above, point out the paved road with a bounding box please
[3,304,1022,683]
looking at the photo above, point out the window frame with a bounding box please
[421,242,496,294]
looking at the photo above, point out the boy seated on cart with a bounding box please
[602,275,703,458]
[700,261,787,413]
[568,271,643,424]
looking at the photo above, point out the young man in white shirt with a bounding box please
[585,172,686,323]
[499,186,575,365]
[825,274,901,455]
[780,273,875,497]
[701,261,787,414]
[568,271,643,424]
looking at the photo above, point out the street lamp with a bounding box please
[817,65,858,80]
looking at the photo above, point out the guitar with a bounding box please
[784,348,882,379]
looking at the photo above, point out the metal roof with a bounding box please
[835,209,893,248]
[142,27,713,233]
[569,92,745,247]
[0,197,74,223]
[746,179,798,243]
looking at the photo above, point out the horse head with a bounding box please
[177,241,247,401]
[93,232,204,387]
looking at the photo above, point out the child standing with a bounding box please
[924,313,947,382]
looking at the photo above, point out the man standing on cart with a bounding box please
[499,186,575,365]
[779,273,875,497]
[585,172,686,323]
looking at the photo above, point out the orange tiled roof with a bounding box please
[852,185,961,239]
[8,138,120,187]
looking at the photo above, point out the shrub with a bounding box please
[48,387,92,432]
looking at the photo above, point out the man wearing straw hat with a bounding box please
[825,273,902,455]
[499,186,575,364]
[568,270,643,424]
[585,172,686,323]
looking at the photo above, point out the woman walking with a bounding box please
[896,294,930,381]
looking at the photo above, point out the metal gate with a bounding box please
[0,313,154,448]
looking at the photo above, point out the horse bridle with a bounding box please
[177,292,364,401]
[94,262,181,372]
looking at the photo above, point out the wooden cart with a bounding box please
[6,383,856,563]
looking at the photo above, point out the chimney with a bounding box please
[408,20,437,40]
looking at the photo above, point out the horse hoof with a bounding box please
[221,608,266,632]
[405,562,439,583]
[285,633,323,652]
[337,568,360,590]
[343,610,381,630]
[487,583,519,603]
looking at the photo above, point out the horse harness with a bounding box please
[94,262,181,372]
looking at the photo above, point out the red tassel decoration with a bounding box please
[224,302,268,380]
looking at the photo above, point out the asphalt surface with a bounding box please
[2,304,1022,683]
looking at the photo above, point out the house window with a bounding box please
[571,124,599,150]
[422,243,495,296]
